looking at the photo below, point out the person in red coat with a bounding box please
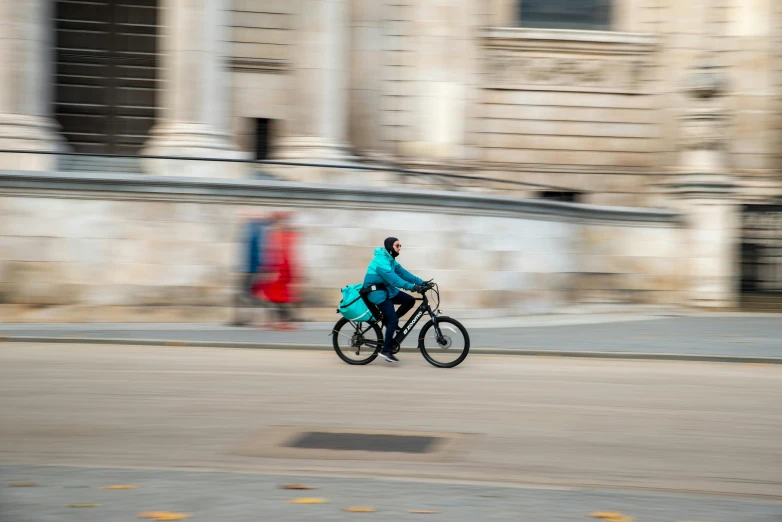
[253,212,301,329]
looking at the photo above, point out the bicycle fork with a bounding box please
[429,315,448,346]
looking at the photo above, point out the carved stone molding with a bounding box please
[481,28,658,94]
[665,57,734,200]
[678,109,730,151]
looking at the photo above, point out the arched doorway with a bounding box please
[54,0,159,154]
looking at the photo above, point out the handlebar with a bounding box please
[419,281,435,293]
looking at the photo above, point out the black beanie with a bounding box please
[384,237,399,258]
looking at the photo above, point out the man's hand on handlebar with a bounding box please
[412,280,435,294]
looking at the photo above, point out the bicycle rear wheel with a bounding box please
[332,318,382,365]
[418,317,470,368]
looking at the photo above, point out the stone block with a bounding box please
[233,27,289,46]
[1,261,48,284]
[483,148,652,167]
[233,0,289,13]
[0,236,50,262]
[491,103,631,124]
[232,42,289,61]
[626,236,667,258]
[107,263,148,286]
[451,232,492,252]
[506,253,547,273]
[487,233,522,253]
[579,255,610,274]
[314,268,360,289]
[300,244,348,270]
[317,226,376,247]
[304,287,342,308]
[175,202,210,223]
[1,197,54,219]
[457,249,498,272]
[0,216,55,237]
[481,270,526,292]
[485,90,656,110]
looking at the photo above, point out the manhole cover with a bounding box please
[230,427,474,462]
[287,431,438,454]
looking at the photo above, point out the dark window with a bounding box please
[740,205,782,296]
[519,0,611,31]
[539,191,583,203]
[54,0,159,154]
[254,118,273,161]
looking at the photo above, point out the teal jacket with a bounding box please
[363,247,424,304]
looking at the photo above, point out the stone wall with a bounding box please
[0,171,682,322]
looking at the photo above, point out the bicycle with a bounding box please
[331,282,470,368]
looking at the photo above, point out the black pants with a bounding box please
[271,303,295,322]
[232,272,266,326]
[377,291,415,354]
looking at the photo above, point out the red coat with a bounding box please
[253,229,299,304]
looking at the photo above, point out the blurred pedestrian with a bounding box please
[253,211,301,330]
[231,210,275,326]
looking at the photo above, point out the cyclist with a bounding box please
[363,237,427,363]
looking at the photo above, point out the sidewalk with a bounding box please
[3,465,779,522]
[1,313,781,363]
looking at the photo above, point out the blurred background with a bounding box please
[0,0,780,321]
[2,3,782,522]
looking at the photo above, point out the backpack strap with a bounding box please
[360,283,386,295]
[340,294,363,308]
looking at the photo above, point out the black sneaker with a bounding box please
[379,352,399,363]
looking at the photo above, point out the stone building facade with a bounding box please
[1,0,781,320]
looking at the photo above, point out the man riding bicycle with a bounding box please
[363,237,428,363]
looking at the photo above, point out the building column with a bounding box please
[667,58,739,308]
[0,0,64,170]
[142,0,245,178]
[274,0,353,164]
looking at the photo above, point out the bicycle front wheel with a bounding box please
[418,317,470,368]
[332,318,382,365]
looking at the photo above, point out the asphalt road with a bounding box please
[1,343,780,520]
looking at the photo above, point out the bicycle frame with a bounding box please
[349,290,444,350]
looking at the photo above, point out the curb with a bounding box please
[1,336,780,365]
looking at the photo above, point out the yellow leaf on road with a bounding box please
[344,506,376,512]
[288,497,328,504]
[100,484,139,490]
[279,483,318,490]
[8,482,38,487]
[69,503,101,508]
[408,509,440,514]
[164,341,189,346]
[590,512,633,522]
[138,512,192,520]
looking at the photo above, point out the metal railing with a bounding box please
[0,148,588,196]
